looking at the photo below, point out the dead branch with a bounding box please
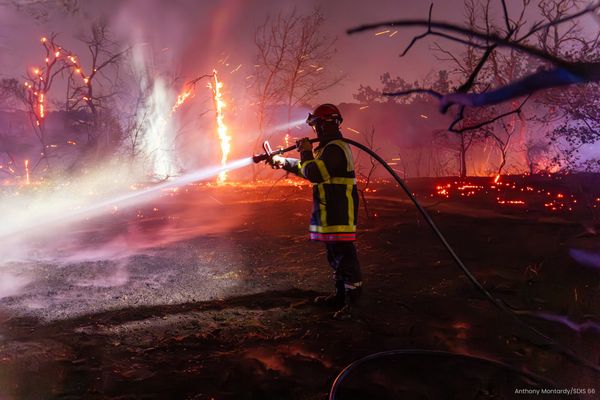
[351,1,599,136]
[347,2,599,69]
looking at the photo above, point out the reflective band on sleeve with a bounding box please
[323,140,354,172]
[297,161,304,178]
[301,159,331,182]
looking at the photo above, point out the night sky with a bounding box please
[0,0,512,103]
[1,0,597,103]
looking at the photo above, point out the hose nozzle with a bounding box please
[252,138,320,164]
[252,140,278,164]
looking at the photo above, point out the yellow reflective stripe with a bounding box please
[315,160,331,181]
[346,183,354,227]
[297,161,304,178]
[302,159,331,181]
[317,183,327,227]
[310,224,356,233]
[328,177,356,185]
[323,140,354,172]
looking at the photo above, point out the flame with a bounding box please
[24,159,30,185]
[171,88,193,114]
[38,93,45,119]
[208,69,231,184]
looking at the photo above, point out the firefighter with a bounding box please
[270,104,362,319]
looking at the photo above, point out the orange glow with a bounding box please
[494,174,500,183]
[39,93,45,119]
[208,69,231,184]
[24,159,30,185]
[171,88,193,114]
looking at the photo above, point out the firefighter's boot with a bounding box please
[314,280,345,308]
[332,283,362,320]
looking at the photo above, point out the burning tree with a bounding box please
[0,22,127,176]
[17,35,73,172]
[64,22,129,162]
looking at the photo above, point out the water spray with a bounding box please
[0,158,253,241]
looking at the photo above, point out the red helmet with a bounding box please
[306,103,343,127]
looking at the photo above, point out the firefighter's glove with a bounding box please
[269,155,285,169]
[296,138,312,153]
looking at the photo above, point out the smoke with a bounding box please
[131,44,180,178]
[0,270,31,299]
[0,157,253,303]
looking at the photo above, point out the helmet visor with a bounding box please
[306,113,319,127]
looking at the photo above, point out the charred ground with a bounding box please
[0,175,599,399]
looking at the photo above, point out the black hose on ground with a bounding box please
[328,349,562,400]
[340,137,599,373]
[256,137,598,396]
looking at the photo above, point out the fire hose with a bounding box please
[253,138,599,397]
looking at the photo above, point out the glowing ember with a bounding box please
[430,176,581,212]
[208,69,231,184]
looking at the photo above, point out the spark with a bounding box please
[208,69,231,184]
[419,114,429,119]
[375,30,390,36]
[494,174,500,183]
[346,127,360,134]
[389,30,398,37]
[359,105,369,110]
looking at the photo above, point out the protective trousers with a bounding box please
[325,242,363,295]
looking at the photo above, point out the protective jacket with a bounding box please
[283,136,359,242]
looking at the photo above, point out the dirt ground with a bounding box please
[0,176,599,399]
